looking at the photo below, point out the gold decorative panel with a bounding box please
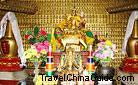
[0,0,136,84]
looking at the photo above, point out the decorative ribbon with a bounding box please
[122,11,138,54]
[46,63,54,69]
[86,63,95,71]
[45,71,54,76]
[0,12,26,67]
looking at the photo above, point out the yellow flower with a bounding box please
[36,53,41,58]
[31,49,38,55]
[25,53,32,59]
[24,48,38,59]
[105,40,112,46]
[40,49,47,54]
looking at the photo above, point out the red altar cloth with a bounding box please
[0,80,19,85]
[120,57,138,72]
[0,57,22,71]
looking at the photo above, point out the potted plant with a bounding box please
[93,40,116,85]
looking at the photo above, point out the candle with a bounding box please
[48,45,52,56]
[89,45,92,56]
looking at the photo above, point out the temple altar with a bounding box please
[0,0,138,85]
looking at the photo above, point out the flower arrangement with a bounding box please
[93,40,116,66]
[23,26,50,67]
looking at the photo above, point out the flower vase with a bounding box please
[33,61,40,83]
[34,62,39,68]
[95,61,115,85]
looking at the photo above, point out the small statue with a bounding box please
[57,47,83,73]
[64,47,79,70]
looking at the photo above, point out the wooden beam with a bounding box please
[106,3,138,14]
[0,0,38,15]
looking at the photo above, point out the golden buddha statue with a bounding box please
[57,47,83,74]
[54,9,88,51]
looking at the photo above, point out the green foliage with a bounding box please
[34,26,39,37]
[27,30,32,35]
[29,38,36,44]
[47,34,51,42]
[94,56,100,62]
[54,34,58,39]
[39,36,45,42]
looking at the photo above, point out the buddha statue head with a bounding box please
[66,47,75,56]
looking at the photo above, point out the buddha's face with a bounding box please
[69,51,72,55]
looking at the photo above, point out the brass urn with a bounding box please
[0,20,18,58]
[127,19,138,58]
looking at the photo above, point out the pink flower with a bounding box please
[33,41,49,53]
[34,42,40,46]
[45,47,49,52]
[34,42,44,52]
[43,41,49,46]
